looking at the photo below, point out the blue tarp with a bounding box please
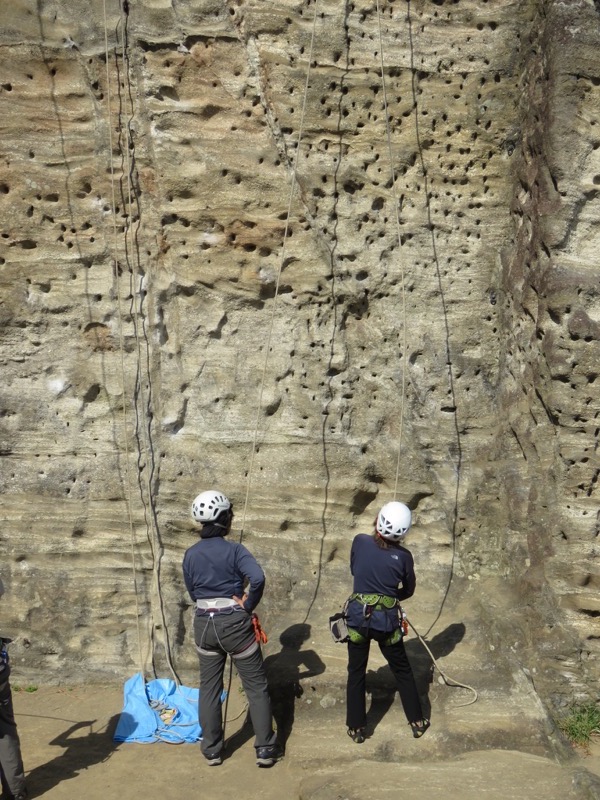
[114,672,202,744]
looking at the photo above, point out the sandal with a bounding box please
[347,727,366,744]
[409,719,430,739]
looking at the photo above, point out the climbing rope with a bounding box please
[405,0,461,638]
[117,0,180,684]
[224,1,321,732]
[103,0,179,684]
[375,0,409,499]
[238,0,321,542]
[408,618,478,707]
[373,2,475,707]
[103,0,147,679]
[222,659,249,744]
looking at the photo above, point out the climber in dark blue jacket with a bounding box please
[345,501,430,743]
[183,522,265,613]
[182,490,280,768]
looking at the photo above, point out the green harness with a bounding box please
[350,593,398,610]
[347,593,403,646]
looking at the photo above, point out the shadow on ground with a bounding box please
[23,715,120,796]
[227,623,326,757]
[366,622,466,734]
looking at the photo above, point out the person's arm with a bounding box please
[182,553,197,602]
[397,550,416,601]
[350,536,358,576]
[235,545,265,613]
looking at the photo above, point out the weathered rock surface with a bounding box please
[0,0,599,738]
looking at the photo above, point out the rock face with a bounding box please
[0,0,598,710]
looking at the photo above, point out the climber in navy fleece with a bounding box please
[182,490,279,768]
[182,521,265,614]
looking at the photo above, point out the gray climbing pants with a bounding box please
[193,610,276,758]
[0,676,26,798]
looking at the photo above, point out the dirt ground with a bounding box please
[8,682,600,800]
[10,682,305,800]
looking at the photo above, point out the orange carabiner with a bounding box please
[252,613,268,644]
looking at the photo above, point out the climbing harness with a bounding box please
[330,595,407,646]
[350,593,399,612]
[350,594,407,646]
[196,598,238,612]
[329,594,477,706]
[196,610,259,661]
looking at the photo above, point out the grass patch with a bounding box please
[558,702,600,747]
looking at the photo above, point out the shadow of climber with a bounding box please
[263,624,326,750]
[24,715,121,796]
[367,621,466,734]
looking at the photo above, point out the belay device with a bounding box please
[329,601,350,643]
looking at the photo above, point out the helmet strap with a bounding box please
[213,507,233,531]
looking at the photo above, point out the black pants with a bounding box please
[346,633,423,729]
[0,677,26,798]
[193,611,277,758]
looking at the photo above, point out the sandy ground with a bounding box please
[10,682,305,800]
[8,682,600,800]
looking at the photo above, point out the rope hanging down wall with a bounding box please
[103,0,178,684]
[375,0,409,499]
[405,0,461,636]
[235,0,412,630]
[237,0,321,544]
[238,0,410,536]
[233,0,407,616]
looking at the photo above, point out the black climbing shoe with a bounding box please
[409,719,430,739]
[347,727,366,743]
[8,789,28,800]
[256,745,282,767]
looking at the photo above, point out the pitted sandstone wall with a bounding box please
[0,0,598,706]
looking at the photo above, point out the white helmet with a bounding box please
[191,490,231,523]
[376,501,412,541]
